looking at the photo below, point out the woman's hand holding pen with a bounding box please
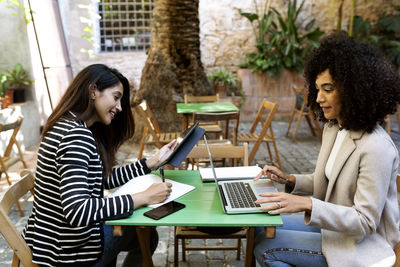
[146,139,178,169]
[131,182,172,208]
[254,165,296,186]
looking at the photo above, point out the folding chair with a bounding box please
[174,143,249,265]
[394,174,400,267]
[193,110,240,144]
[184,94,223,137]
[286,86,322,141]
[134,100,181,160]
[385,107,400,135]
[0,170,38,267]
[0,116,28,216]
[237,99,282,168]
[187,111,240,168]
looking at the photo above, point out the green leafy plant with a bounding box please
[207,68,239,88]
[2,63,33,90]
[352,7,400,69]
[239,0,324,78]
[0,73,7,97]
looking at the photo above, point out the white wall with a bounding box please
[0,1,41,150]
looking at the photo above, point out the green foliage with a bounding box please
[207,68,239,88]
[0,73,7,97]
[352,7,400,69]
[239,0,324,78]
[0,0,33,24]
[1,64,33,92]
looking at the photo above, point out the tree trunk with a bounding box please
[133,0,212,133]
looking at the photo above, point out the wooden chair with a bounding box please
[174,144,249,265]
[0,116,28,216]
[385,108,400,135]
[134,100,181,159]
[193,110,240,144]
[237,99,282,168]
[286,86,322,141]
[188,111,240,168]
[0,170,38,267]
[395,174,400,267]
[187,143,248,169]
[184,94,223,137]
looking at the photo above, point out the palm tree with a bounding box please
[133,0,212,132]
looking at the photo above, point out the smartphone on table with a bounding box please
[144,201,185,220]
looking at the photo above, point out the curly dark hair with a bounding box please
[304,31,400,132]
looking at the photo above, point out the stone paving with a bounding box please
[1,117,399,266]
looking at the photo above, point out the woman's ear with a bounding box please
[89,84,96,100]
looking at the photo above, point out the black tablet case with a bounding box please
[156,122,205,169]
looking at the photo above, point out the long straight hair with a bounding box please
[42,64,135,178]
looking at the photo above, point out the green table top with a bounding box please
[106,170,283,227]
[176,102,239,114]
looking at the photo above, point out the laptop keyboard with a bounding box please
[224,182,260,208]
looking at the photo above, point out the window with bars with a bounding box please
[98,0,153,52]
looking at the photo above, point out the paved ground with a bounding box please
[1,117,399,266]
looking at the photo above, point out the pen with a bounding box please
[266,170,293,184]
[160,168,165,183]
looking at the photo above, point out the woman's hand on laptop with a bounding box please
[255,192,312,215]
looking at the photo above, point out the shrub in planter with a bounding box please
[238,0,324,78]
[2,63,33,103]
[207,68,238,97]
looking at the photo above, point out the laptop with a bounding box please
[202,135,277,214]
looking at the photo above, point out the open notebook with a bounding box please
[109,174,195,208]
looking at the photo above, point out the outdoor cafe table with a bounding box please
[176,101,239,131]
[106,170,283,267]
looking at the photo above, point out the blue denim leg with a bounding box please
[254,215,328,267]
[92,224,158,267]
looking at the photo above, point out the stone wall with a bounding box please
[61,0,397,81]
[200,0,397,74]
[58,0,397,123]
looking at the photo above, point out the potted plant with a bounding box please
[236,0,324,121]
[0,72,11,108]
[238,0,324,78]
[2,63,33,104]
[207,68,239,97]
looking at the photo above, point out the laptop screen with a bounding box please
[202,135,219,184]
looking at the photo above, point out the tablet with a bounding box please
[156,122,205,169]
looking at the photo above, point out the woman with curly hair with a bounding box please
[253,31,400,267]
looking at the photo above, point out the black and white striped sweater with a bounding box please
[23,119,151,266]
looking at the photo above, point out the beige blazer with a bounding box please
[292,123,400,267]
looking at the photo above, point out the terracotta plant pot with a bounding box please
[2,90,14,108]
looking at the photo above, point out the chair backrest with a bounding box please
[0,116,24,158]
[0,170,37,267]
[134,100,168,147]
[187,143,248,167]
[249,99,279,137]
[184,94,219,103]
[394,174,400,267]
[192,111,240,144]
[292,86,308,112]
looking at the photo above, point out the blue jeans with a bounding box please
[92,224,159,267]
[254,215,328,267]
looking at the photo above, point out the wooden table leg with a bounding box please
[264,226,276,239]
[182,114,189,131]
[245,227,256,267]
[244,227,276,267]
[136,226,154,267]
